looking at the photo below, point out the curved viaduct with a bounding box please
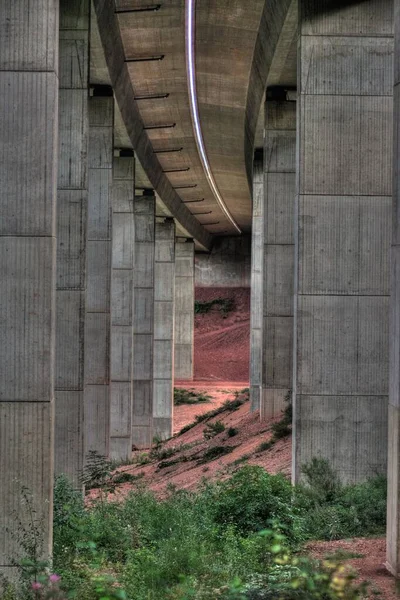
[1,0,400,582]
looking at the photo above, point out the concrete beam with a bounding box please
[92,1,212,252]
[154,220,176,440]
[293,0,393,484]
[174,241,195,380]
[110,155,135,460]
[0,0,58,576]
[55,0,89,486]
[84,91,114,459]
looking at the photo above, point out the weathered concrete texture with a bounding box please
[262,98,296,420]
[387,0,400,577]
[133,194,155,448]
[110,155,135,460]
[195,236,251,287]
[55,0,89,485]
[293,0,393,484]
[250,159,264,412]
[174,241,195,380]
[0,0,59,575]
[154,220,176,440]
[84,93,114,459]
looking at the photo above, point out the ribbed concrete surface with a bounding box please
[153,220,176,440]
[293,0,393,484]
[174,241,195,380]
[132,195,155,448]
[262,99,296,420]
[83,94,113,458]
[55,0,89,485]
[110,156,134,460]
[0,0,59,576]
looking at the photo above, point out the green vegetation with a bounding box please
[203,420,225,439]
[4,458,386,600]
[173,388,211,406]
[194,297,234,317]
[227,427,239,438]
[256,390,292,453]
[179,394,247,435]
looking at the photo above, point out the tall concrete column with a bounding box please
[387,0,400,577]
[293,0,393,483]
[250,156,264,412]
[55,0,89,485]
[154,219,176,440]
[110,153,135,461]
[132,192,156,448]
[0,1,59,576]
[174,240,195,381]
[262,93,296,420]
[84,89,114,458]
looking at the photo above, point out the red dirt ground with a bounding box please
[193,287,250,382]
[307,538,399,599]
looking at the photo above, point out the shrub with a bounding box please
[174,388,211,406]
[198,445,234,463]
[227,427,239,438]
[194,298,234,316]
[203,420,225,439]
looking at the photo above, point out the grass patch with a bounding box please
[256,440,274,453]
[324,549,365,561]
[203,420,225,439]
[198,445,235,464]
[194,297,234,317]
[256,390,293,453]
[174,388,211,406]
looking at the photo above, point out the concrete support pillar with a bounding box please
[154,219,176,440]
[174,241,195,380]
[262,94,296,420]
[84,90,114,458]
[250,157,264,412]
[387,0,400,577]
[132,192,156,448]
[294,0,393,483]
[0,1,59,575]
[55,0,89,485]
[109,154,135,461]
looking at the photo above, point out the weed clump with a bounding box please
[194,297,234,317]
[174,388,211,406]
[198,445,234,464]
[203,420,225,439]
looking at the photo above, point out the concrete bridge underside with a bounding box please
[2,0,400,583]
